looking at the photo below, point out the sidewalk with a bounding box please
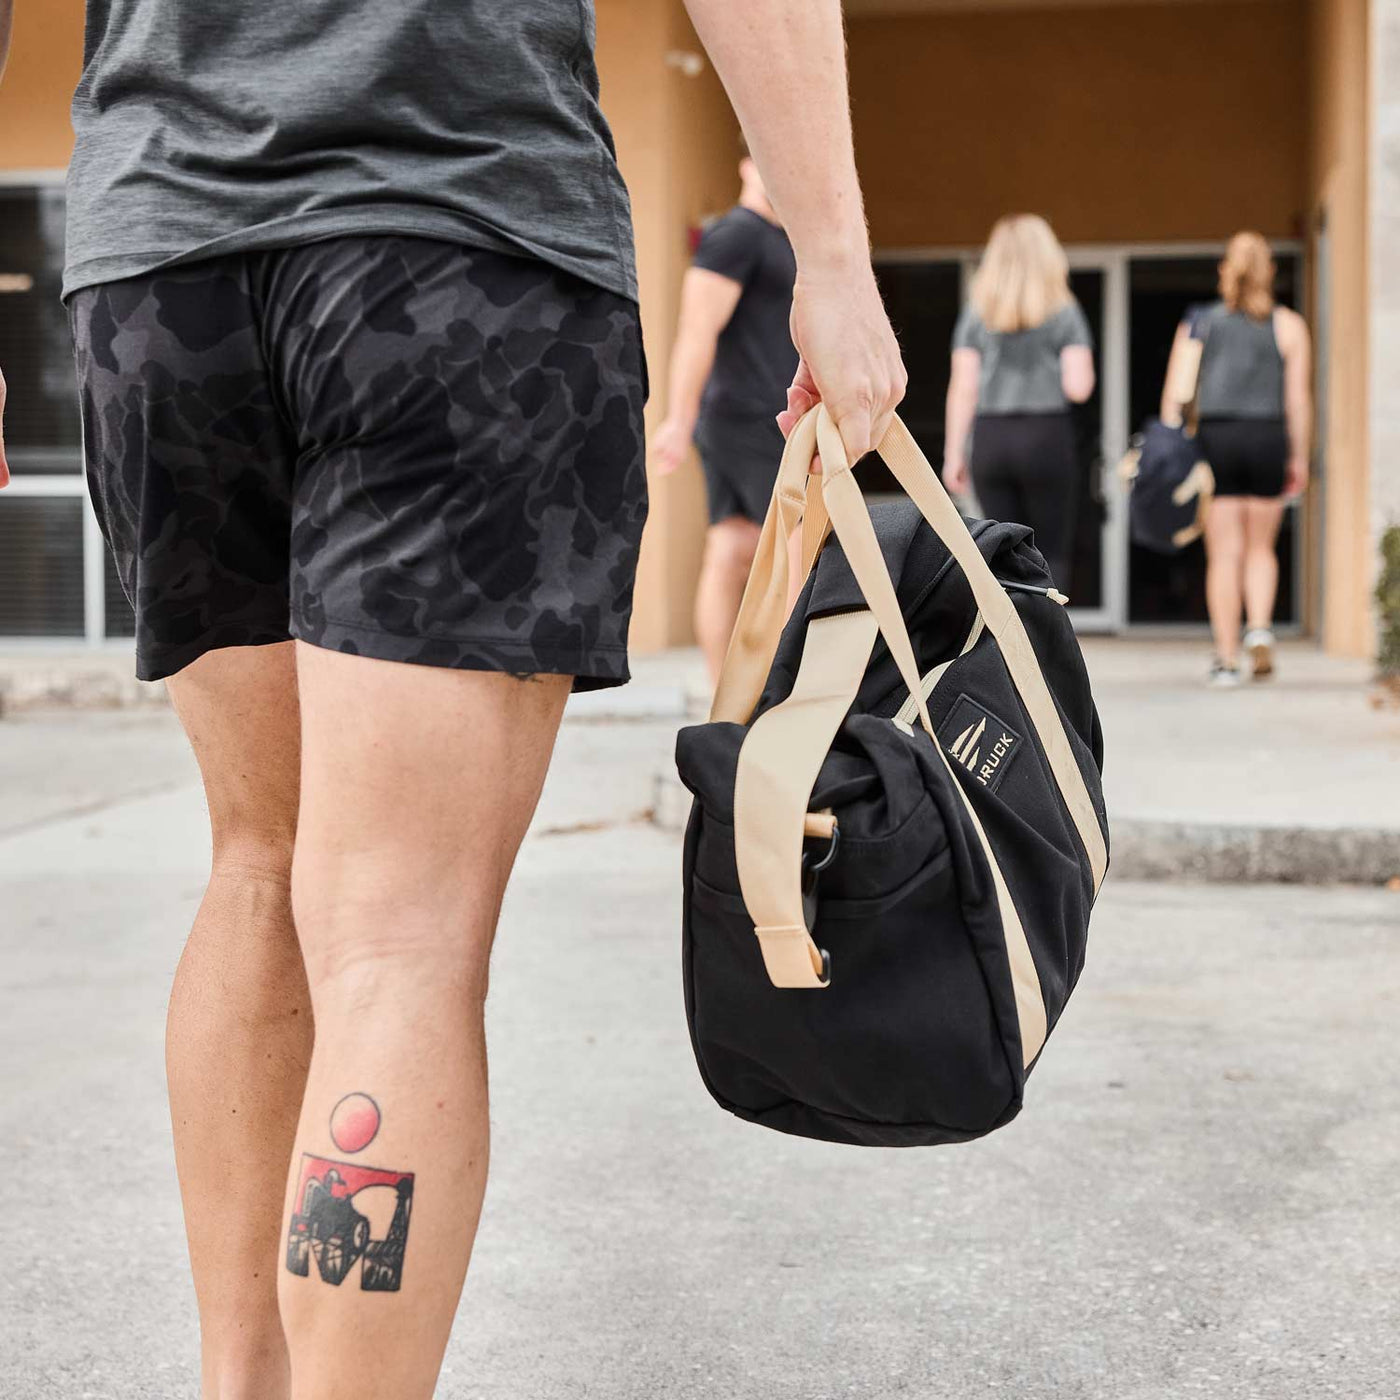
[4,696,1399,1397]
[4,636,1397,883]
[646,638,1400,886]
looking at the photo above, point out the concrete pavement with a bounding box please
[2,703,1398,1398]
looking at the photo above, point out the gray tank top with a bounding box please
[1195,303,1284,419]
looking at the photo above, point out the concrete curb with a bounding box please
[1106,817,1400,886]
[649,768,1400,887]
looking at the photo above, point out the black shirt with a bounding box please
[692,207,798,424]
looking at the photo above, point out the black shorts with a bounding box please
[1196,417,1289,498]
[694,408,784,525]
[70,237,649,690]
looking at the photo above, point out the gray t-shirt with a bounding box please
[952,300,1093,415]
[63,1,636,302]
[1194,302,1285,419]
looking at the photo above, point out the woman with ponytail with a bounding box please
[1161,232,1312,686]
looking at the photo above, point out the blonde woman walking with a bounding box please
[1162,232,1311,686]
[943,214,1095,589]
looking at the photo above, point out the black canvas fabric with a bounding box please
[676,500,1108,1147]
[1128,418,1207,555]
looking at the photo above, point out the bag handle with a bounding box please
[717,406,1107,894]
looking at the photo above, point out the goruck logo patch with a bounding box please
[939,694,1021,792]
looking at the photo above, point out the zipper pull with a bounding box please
[1000,580,1069,606]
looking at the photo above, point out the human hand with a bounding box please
[942,458,969,496]
[0,366,10,488]
[1284,455,1309,497]
[650,417,693,477]
[778,259,906,467]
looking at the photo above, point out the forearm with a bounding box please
[944,388,975,469]
[683,1,867,272]
[1285,390,1312,464]
[664,326,719,432]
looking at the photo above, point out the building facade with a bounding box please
[0,0,1392,657]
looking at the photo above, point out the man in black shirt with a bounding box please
[654,153,799,680]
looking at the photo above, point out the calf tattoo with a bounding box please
[285,1093,414,1292]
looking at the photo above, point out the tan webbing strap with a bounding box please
[875,415,1109,893]
[929,731,1048,1067]
[733,609,879,987]
[710,412,821,726]
[800,472,832,575]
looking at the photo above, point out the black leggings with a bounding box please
[970,412,1078,588]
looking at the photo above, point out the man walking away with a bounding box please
[0,3,905,1397]
[653,150,798,681]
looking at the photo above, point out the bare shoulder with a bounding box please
[1274,305,1310,351]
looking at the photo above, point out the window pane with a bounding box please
[0,186,81,473]
[0,495,85,636]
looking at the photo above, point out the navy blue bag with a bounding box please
[1121,418,1214,555]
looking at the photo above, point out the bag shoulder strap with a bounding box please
[733,609,877,988]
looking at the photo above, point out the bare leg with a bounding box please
[278,645,571,1400]
[1242,496,1286,629]
[1204,498,1247,666]
[695,515,761,682]
[165,643,312,1400]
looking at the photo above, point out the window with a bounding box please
[0,183,132,642]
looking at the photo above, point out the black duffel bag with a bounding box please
[1121,416,1215,555]
[676,407,1109,1148]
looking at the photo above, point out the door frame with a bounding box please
[876,238,1306,633]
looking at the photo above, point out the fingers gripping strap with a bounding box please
[876,415,1109,894]
[733,610,879,988]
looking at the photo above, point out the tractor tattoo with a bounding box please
[285,1094,414,1292]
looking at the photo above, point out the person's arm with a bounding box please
[0,0,13,488]
[1277,307,1313,496]
[942,349,980,494]
[683,0,904,464]
[1057,301,1095,405]
[1159,321,1198,426]
[652,271,742,476]
[1061,347,1094,404]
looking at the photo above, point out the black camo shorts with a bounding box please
[70,237,649,690]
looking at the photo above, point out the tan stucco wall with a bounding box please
[0,1,83,169]
[1310,0,1373,656]
[596,0,740,651]
[848,1,1310,248]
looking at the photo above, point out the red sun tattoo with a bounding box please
[285,1154,414,1292]
[330,1092,381,1154]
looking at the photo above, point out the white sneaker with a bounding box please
[1243,628,1275,680]
[1208,659,1243,689]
